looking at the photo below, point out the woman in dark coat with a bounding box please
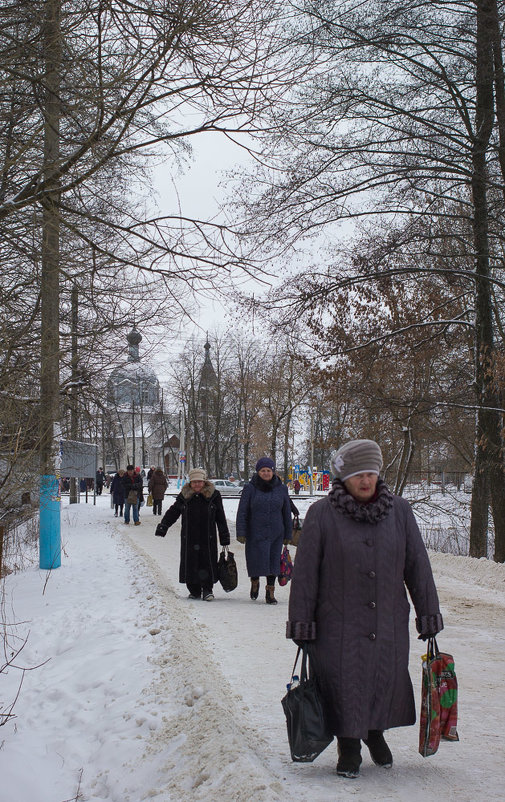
[287,439,443,779]
[148,467,168,516]
[121,465,143,525]
[155,467,230,601]
[236,456,292,604]
[110,469,126,517]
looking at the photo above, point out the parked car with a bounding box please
[209,479,243,495]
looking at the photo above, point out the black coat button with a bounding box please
[368,570,376,578]
[368,601,376,609]
[368,632,376,640]
[366,539,373,547]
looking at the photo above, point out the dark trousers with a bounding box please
[114,503,124,515]
[153,499,162,515]
[187,582,213,597]
[251,575,276,585]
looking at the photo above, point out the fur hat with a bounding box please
[255,457,275,472]
[330,439,383,481]
[188,467,206,482]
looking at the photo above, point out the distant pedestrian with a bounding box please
[147,465,156,482]
[155,468,230,601]
[293,478,301,495]
[148,467,168,515]
[110,469,126,517]
[122,465,143,525]
[96,467,105,495]
[236,456,292,605]
[135,467,145,517]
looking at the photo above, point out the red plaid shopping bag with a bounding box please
[419,637,459,757]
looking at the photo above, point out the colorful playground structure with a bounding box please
[289,465,330,492]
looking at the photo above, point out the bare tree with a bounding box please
[231,0,505,560]
[0,0,298,527]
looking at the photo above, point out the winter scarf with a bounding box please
[328,477,394,524]
[251,473,278,493]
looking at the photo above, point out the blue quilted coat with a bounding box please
[236,473,292,577]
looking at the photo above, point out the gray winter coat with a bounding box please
[286,479,443,740]
[236,474,292,577]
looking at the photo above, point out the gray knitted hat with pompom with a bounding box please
[330,439,383,481]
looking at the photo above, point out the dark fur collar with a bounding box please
[181,480,215,500]
[328,477,394,523]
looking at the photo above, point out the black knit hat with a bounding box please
[255,456,275,472]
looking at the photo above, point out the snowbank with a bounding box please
[0,495,504,801]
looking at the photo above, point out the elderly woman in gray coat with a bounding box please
[236,457,292,604]
[286,439,443,779]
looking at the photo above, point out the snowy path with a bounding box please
[124,502,505,802]
[1,495,504,802]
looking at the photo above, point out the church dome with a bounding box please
[108,327,160,409]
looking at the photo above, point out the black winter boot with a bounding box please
[337,738,362,779]
[265,584,278,604]
[250,579,260,600]
[364,730,393,768]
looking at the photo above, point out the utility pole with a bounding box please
[39,0,62,569]
[178,409,186,487]
[69,284,78,503]
[309,409,315,495]
[160,389,166,471]
[132,401,136,466]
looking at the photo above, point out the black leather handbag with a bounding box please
[217,546,238,592]
[281,644,333,762]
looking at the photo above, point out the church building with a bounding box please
[106,327,179,472]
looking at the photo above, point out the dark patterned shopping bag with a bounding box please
[419,637,459,757]
[278,545,293,586]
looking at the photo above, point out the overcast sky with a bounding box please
[147,132,258,377]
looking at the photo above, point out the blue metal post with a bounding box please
[40,473,61,569]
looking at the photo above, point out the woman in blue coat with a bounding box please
[236,457,292,604]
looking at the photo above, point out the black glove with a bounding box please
[292,639,307,648]
[155,524,167,537]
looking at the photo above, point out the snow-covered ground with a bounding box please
[1,493,504,802]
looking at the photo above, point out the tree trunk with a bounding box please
[470,455,490,556]
[282,409,293,482]
[487,0,505,561]
[270,421,278,462]
[395,427,415,497]
[469,0,505,560]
